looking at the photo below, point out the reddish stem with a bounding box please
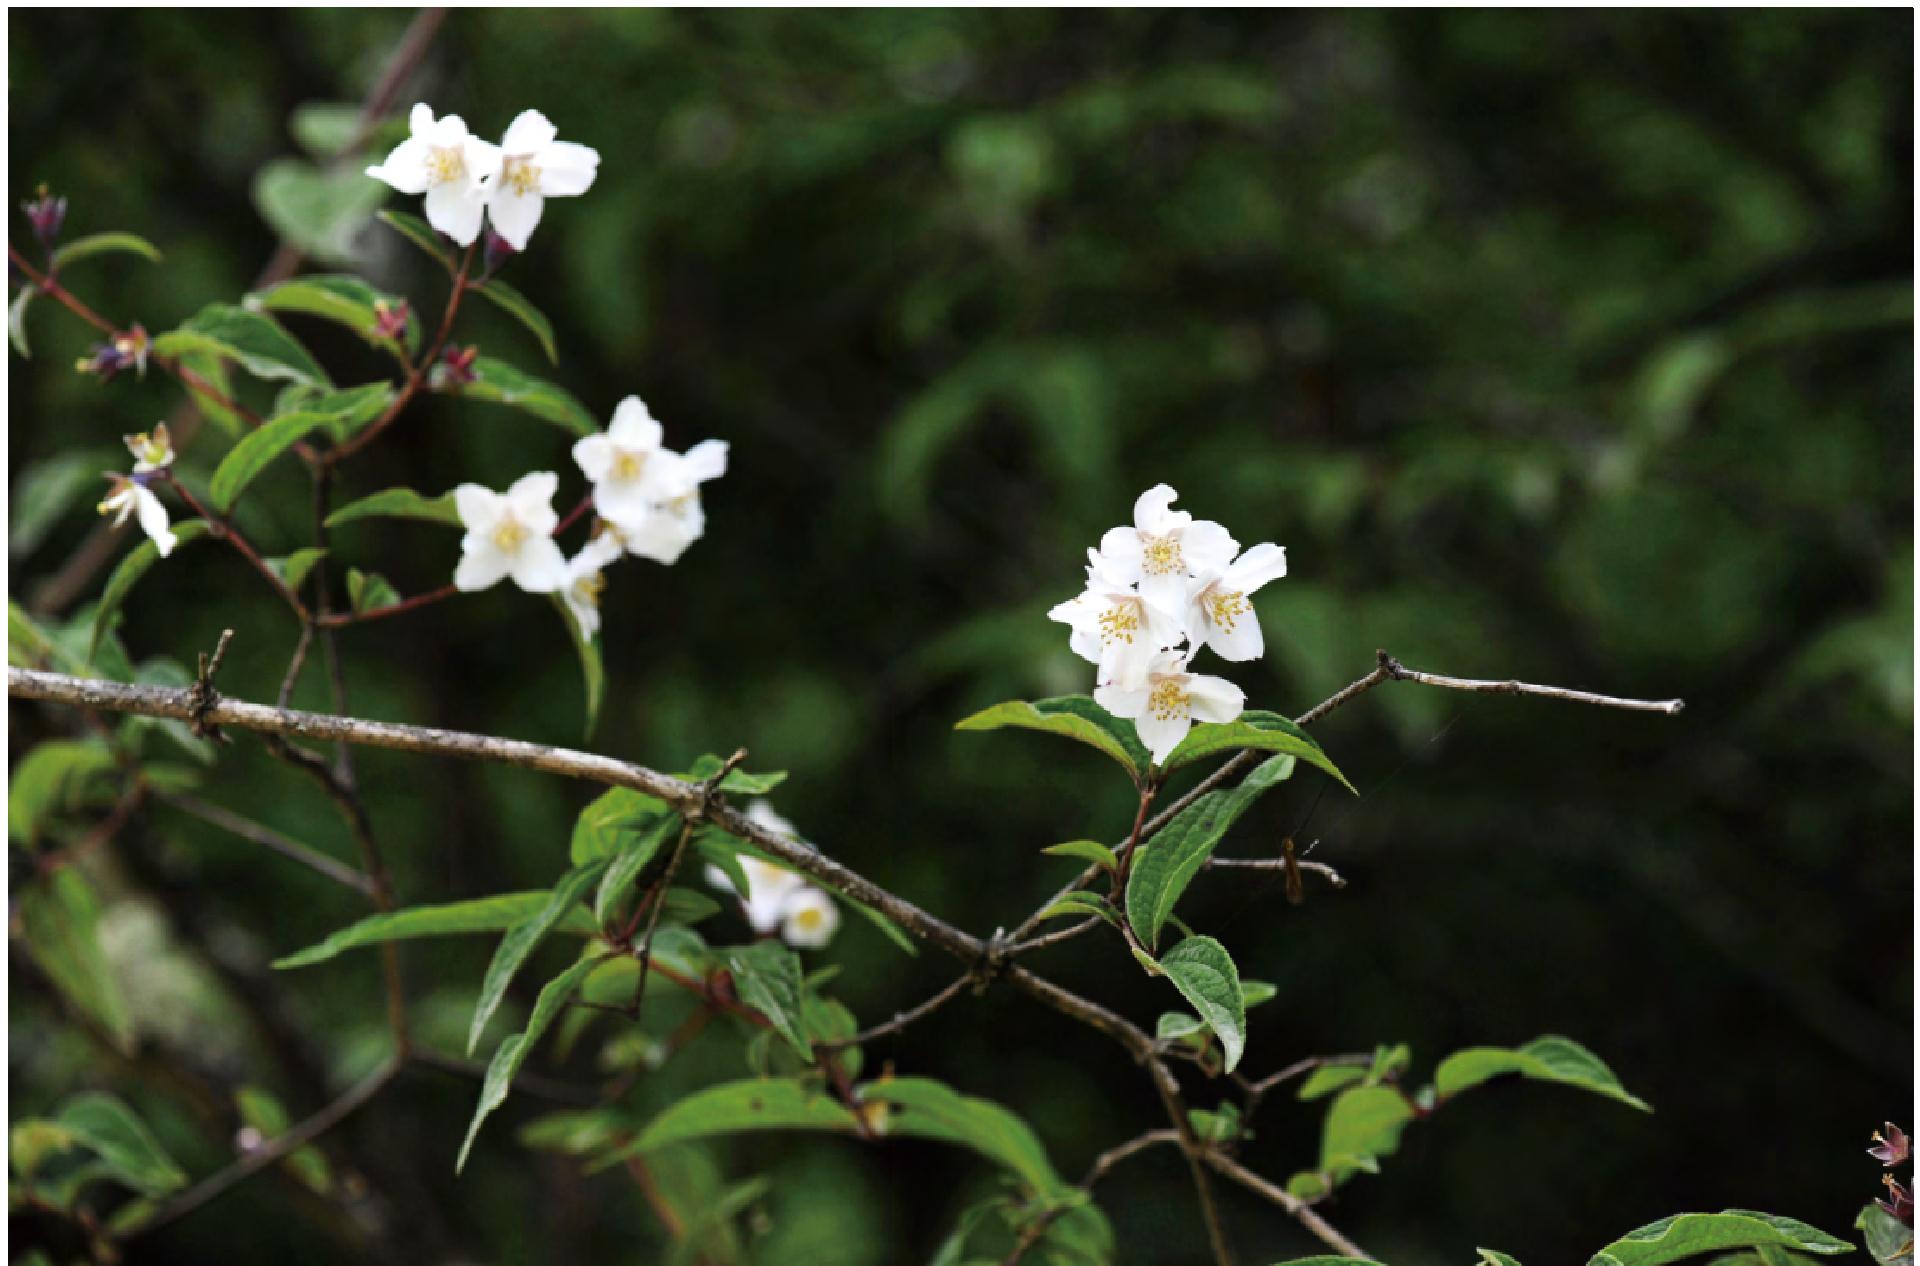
[315,582,459,630]
[160,473,309,620]
[555,493,595,536]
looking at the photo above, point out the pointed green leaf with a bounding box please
[458,357,597,436]
[91,520,213,659]
[468,861,609,1054]
[1435,1036,1651,1112]
[456,952,604,1172]
[845,895,919,956]
[267,548,329,594]
[595,1078,860,1168]
[275,381,396,442]
[16,870,133,1051]
[346,567,400,614]
[1318,1084,1416,1185]
[1041,839,1118,869]
[249,274,420,360]
[1856,1204,1911,1266]
[1482,1253,1526,1266]
[177,349,243,436]
[1155,935,1247,1072]
[471,277,557,364]
[377,209,455,271]
[153,303,329,390]
[208,410,334,511]
[1126,754,1294,950]
[1157,1012,1205,1042]
[51,231,162,272]
[10,285,34,358]
[594,814,679,928]
[724,940,812,1060]
[1035,890,1120,926]
[1297,1064,1369,1101]
[572,787,672,864]
[861,1077,1064,1194]
[1589,1212,1854,1266]
[55,1095,187,1197]
[326,486,461,528]
[274,891,580,969]
[1162,710,1354,791]
[954,694,1146,778]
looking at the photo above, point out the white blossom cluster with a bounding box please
[1050,484,1288,765]
[454,395,728,636]
[96,424,177,556]
[366,105,600,248]
[703,801,841,949]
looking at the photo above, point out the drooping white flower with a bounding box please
[125,422,174,474]
[452,471,568,594]
[1093,650,1246,766]
[98,476,175,557]
[571,398,692,525]
[703,854,807,936]
[605,439,728,566]
[1097,484,1238,611]
[1049,549,1185,690]
[366,103,503,246]
[779,886,841,950]
[558,533,624,638]
[487,110,601,251]
[1184,542,1288,662]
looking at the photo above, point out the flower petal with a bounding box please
[1203,608,1265,662]
[1225,542,1288,593]
[678,439,728,485]
[453,483,503,532]
[608,397,662,451]
[508,534,568,594]
[537,141,601,196]
[424,180,486,245]
[366,137,432,194]
[780,888,840,950]
[486,187,544,251]
[1093,681,1149,718]
[572,434,613,483]
[500,108,558,155]
[1180,520,1239,574]
[1132,484,1181,534]
[133,487,176,557]
[506,471,560,531]
[1135,709,1193,766]
[454,541,513,592]
[1184,674,1246,724]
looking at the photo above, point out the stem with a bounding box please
[155,791,375,896]
[159,473,310,621]
[316,583,460,629]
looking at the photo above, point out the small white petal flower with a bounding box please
[98,476,177,557]
[452,471,567,594]
[601,438,727,567]
[1048,549,1185,690]
[572,397,691,524]
[487,109,601,250]
[779,886,840,950]
[1185,542,1288,662]
[124,422,174,475]
[703,854,808,935]
[366,103,503,246]
[1096,484,1239,612]
[1094,650,1245,766]
[558,534,624,638]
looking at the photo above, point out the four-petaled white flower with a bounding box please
[610,439,728,566]
[488,110,601,251]
[1094,650,1246,766]
[572,397,690,525]
[703,854,807,935]
[98,476,175,557]
[558,533,624,638]
[702,803,841,950]
[452,471,568,594]
[1049,549,1184,690]
[1184,542,1288,662]
[1097,484,1239,612]
[779,887,841,950]
[366,103,503,246]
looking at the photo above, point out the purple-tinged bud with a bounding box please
[1878,1174,1914,1225]
[372,297,410,343]
[435,343,480,388]
[77,324,150,381]
[481,227,518,281]
[22,185,67,253]
[1872,1123,1911,1168]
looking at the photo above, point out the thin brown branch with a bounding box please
[1204,1150,1368,1257]
[824,970,975,1049]
[155,791,375,896]
[1375,650,1684,715]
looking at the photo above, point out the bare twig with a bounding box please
[1204,1150,1368,1258]
[155,791,375,897]
[825,971,975,1048]
[1374,650,1684,715]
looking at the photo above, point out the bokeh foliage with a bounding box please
[8,9,1912,1264]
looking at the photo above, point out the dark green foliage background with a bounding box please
[8,9,1912,1263]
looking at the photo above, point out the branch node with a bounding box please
[971,927,1012,995]
[186,628,235,742]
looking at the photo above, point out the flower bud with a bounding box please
[435,343,480,388]
[372,297,410,343]
[21,185,67,252]
[481,227,518,281]
[76,324,150,382]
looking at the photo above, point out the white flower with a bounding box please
[558,534,624,638]
[745,799,798,839]
[452,471,568,594]
[571,398,692,525]
[779,887,840,950]
[98,476,175,557]
[1184,542,1288,662]
[1096,484,1238,612]
[1049,549,1185,690]
[1093,650,1246,766]
[606,439,728,566]
[487,109,600,251]
[365,103,503,246]
[124,423,174,475]
[703,854,807,936]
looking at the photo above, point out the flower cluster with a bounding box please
[366,104,600,249]
[703,802,841,950]
[95,423,176,556]
[452,395,727,637]
[1050,484,1288,765]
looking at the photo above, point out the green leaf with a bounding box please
[289,101,365,159]
[571,788,672,864]
[1298,1064,1368,1101]
[177,350,244,436]
[51,231,162,272]
[208,410,334,511]
[1188,1101,1243,1144]
[10,285,33,357]
[1856,1204,1912,1266]
[1435,1036,1651,1112]
[376,209,455,271]
[954,694,1147,778]
[846,895,919,956]
[1482,1253,1526,1266]
[469,861,609,1054]
[680,754,790,796]
[1161,710,1355,791]
[1242,980,1279,1008]
[597,1078,859,1167]
[471,277,558,364]
[8,739,119,847]
[457,953,604,1172]
[11,450,120,560]
[724,940,812,1060]
[274,381,397,443]
[255,159,388,266]
[594,814,679,928]
[275,892,576,969]
[1155,935,1247,1072]
[1157,1011,1205,1042]
[267,547,329,594]
[91,520,213,660]
[1317,1084,1416,1186]
[249,274,420,361]
[326,486,461,528]
[55,1094,187,1197]
[1588,1212,1854,1266]
[861,1077,1064,1194]
[458,357,597,436]
[16,871,134,1051]
[1035,890,1120,926]
[153,303,329,390]
[553,593,604,741]
[1041,839,1118,869]
[347,567,400,614]
[1126,754,1294,950]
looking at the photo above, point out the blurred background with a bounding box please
[8,9,1913,1264]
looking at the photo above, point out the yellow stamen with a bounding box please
[1148,679,1189,722]
[611,450,647,482]
[492,517,530,553]
[1142,535,1184,575]
[1097,602,1140,646]
[1206,590,1250,632]
[427,145,467,185]
[503,157,541,196]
